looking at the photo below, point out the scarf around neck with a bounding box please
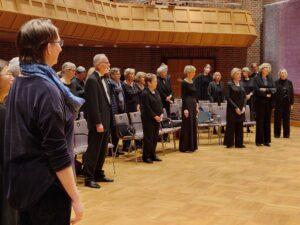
[20,63,85,112]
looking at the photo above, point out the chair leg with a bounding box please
[161,135,165,155]
[173,132,177,150]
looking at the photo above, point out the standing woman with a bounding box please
[179,65,198,152]
[223,68,246,148]
[253,63,276,146]
[140,74,163,163]
[208,71,225,105]
[274,69,294,138]
[194,64,213,101]
[0,61,18,225]
[122,68,140,113]
[4,19,84,224]
[241,67,254,112]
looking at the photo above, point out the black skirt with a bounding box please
[179,96,198,152]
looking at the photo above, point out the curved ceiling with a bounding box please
[0,0,257,47]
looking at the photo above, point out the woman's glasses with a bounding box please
[52,40,64,47]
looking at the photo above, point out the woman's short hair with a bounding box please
[278,68,288,77]
[157,63,168,75]
[124,68,135,79]
[135,71,146,82]
[110,67,120,76]
[259,63,271,73]
[145,73,157,84]
[213,72,221,80]
[242,67,251,74]
[231,68,241,78]
[184,65,196,75]
[61,62,76,72]
[16,18,59,64]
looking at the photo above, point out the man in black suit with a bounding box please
[84,54,113,189]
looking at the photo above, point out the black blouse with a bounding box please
[122,82,140,113]
[141,88,163,122]
[274,79,294,105]
[181,80,197,110]
[208,81,225,105]
[4,76,74,210]
[252,74,276,106]
[157,76,173,105]
[194,74,213,100]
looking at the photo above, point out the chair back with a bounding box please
[115,113,130,126]
[73,119,88,154]
[129,111,143,133]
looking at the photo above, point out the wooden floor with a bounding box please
[76,126,300,225]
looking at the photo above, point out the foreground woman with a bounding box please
[223,68,246,148]
[141,74,163,163]
[4,19,84,225]
[179,65,198,152]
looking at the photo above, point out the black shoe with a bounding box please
[117,150,125,155]
[274,135,280,138]
[283,135,290,138]
[226,145,234,148]
[256,143,263,146]
[85,180,101,189]
[96,177,114,182]
[264,143,271,147]
[143,158,153,163]
[153,157,162,162]
[236,145,246,148]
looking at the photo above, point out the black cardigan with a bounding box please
[141,88,163,123]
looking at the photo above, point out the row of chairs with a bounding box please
[114,111,181,163]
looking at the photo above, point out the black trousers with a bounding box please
[255,101,272,144]
[0,168,18,225]
[142,118,160,160]
[84,129,110,181]
[274,101,291,138]
[223,121,244,147]
[19,183,71,225]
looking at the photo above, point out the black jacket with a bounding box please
[252,74,276,108]
[208,81,225,105]
[194,74,213,100]
[226,81,246,122]
[274,79,294,105]
[122,82,140,113]
[141,88,163,123]
[157,76,173,108]
[84,71,111,131]
[0,104,5,168]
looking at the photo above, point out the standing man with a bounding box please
[84,54,113,189]
[72,66,87,99]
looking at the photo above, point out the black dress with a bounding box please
[223,82,246,148]
[194,74,213,101]
[207,81,225,105]
[274,79,294,138]
[253,74,276,145]
[141,88,163,160]
[179,80,198,152]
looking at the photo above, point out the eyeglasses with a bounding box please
[52,40,64,47]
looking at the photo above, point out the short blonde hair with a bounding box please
[242,67,251,74]
[124,68,135,79]
[259,63,271,73]
[184,65,196,75]
[213,72,221,80]
[231,68,241,78]
[135,71,146,82]
[278,68,288,77]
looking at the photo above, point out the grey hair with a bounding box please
[93,54,106,67]
[157,63,168,75]
[62,62,76,72]
[135,71,146,81]
[184,65,196,75]
[124,68,135,79]
[278,68,288,77]
[259,63,271,73]
[110,67,120,76]
[231,68,241,78]
[8,57,20,77]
